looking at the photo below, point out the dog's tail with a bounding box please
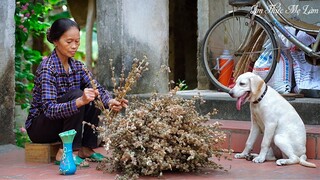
[299,155,317,168]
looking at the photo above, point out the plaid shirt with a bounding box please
[25,50,111,129]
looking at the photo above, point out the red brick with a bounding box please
[218,120,320,160]
[220,130,231,150]
[316,136,320,159]
[306,136,316,159]
[252,134,263,154]
[229,131,249,153]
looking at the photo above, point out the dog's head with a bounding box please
[229,72,266,110]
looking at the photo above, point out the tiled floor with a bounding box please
[0,144,319,179]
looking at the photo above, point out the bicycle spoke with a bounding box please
[201,10,279,92]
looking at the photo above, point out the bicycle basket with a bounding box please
[229,0,258,7]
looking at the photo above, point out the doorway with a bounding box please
[169,0,198,89]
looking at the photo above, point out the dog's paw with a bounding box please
[252,156,266,163]
[276,159,287,166]
[234,153,247,159]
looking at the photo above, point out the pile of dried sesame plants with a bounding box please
[84,57,231,179]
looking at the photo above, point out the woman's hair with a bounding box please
[46,18,80,44]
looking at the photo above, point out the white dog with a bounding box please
[229,72,316,168]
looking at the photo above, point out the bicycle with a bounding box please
[201,0,320,92]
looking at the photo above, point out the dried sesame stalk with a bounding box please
[97,88,232,179]
[89,58,231,179]
[83,66,106,112]
[108,56,149,120]
[83,56,149,124]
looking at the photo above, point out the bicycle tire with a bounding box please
[201,10,279,92]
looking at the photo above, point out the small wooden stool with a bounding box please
[25,142,61,163]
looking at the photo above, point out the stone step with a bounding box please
[214,119,320,160]
[176,90,320,125]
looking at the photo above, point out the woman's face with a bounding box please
[54,26,80,61]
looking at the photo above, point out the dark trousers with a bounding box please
[27,89,100,150]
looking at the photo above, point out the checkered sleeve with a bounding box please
[40,66,79,119]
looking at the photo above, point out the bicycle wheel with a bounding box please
[201,10,279,92]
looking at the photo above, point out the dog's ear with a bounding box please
[249,75,264,95]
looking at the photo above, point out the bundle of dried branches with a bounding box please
[98,90,231,179]
[85,58,231,179]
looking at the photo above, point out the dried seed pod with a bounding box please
[92,57,231,179]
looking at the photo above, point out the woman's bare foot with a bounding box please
[56,148,90,167]
[56,148,83,161]
[55,148,63,161]
[78,146,95,158]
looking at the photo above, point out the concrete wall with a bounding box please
[96,0,169,94]
[0,1,15,144]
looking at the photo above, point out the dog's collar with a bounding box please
[253,85,268,104]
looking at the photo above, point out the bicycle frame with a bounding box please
[259,0,320,58]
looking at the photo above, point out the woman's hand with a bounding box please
[108,98,128,112]
[76,88,98,107]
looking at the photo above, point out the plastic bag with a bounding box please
[253,42,292,94]
[277,26,316,50]
[279,26,320,92]
[292,50,320,91]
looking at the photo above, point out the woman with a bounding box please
[25,18,127,166]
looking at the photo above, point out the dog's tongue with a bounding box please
[236,92,248,111]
